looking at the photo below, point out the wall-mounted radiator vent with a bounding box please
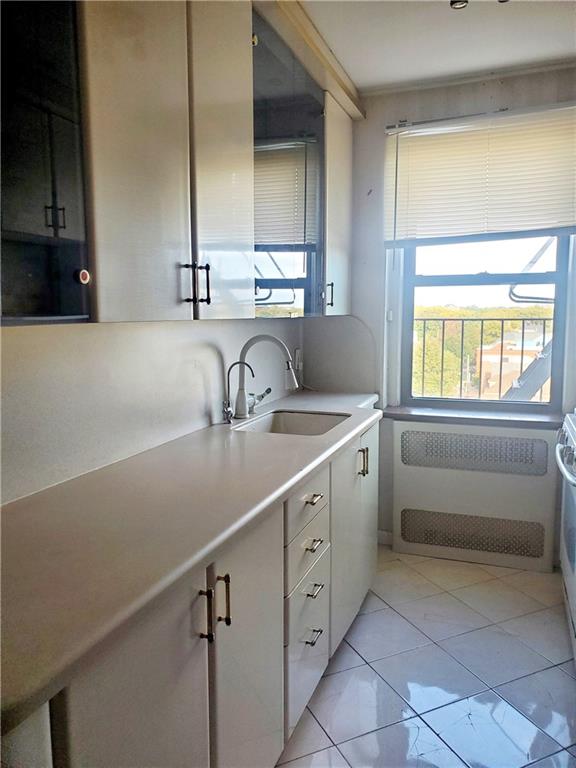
[401,508,545,558]
[400,430,548,476]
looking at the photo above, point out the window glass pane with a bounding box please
[415,236,557,276]
[254,250,307,280]
[411,283,555,403]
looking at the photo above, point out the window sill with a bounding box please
[382,405,563,430]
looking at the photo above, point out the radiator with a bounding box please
[393,421,559,572]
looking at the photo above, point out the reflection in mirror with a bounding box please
[253,12,325,318]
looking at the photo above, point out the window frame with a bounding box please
[400,230,571,414]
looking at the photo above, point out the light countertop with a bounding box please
[1,392,381,730]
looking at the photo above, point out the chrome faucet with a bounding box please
[234,334,299,419]
[224,361,254,424]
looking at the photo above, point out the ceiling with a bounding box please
[302,0,576,92]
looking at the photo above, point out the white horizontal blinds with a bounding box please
[254,141,318,245]
[390,106,576,241]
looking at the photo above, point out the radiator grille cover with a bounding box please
[400,430,548,475]
[401,507,545,558]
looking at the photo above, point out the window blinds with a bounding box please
[254,141,319,245]
[385,106,576,241]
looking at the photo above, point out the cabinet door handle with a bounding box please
[304,537,324,553]
[358,448,368,476]
[199,588,215,642]
[326,282,334,307]
[364,447,370,475]
[301,628,323,646]
[57,206,67,229]
[216,573,232,626]
[305,582,325,599]
[305,492,324,507]
[44,205,54,229]
[184,262,211,305]
[201,263,211,305]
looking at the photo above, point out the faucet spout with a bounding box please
[234,334,299,419]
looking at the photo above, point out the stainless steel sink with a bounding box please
[233,410,349,436]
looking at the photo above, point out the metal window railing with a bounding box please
[412,317,554,402]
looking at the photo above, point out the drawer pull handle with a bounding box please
[302,628,324,647]
[305,537,324,553]
[199,588,214,643]
[216,573,232,626]
[305,582,325,599]
[305,492,324,506]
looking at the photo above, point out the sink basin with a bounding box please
[233,410,349,436]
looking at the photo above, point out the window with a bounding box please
[386,106,575,413]
[401,234,569,411]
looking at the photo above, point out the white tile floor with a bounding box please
[278,546,575,768]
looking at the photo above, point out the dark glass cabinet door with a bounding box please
[1,103,53,238]
[1,1,90,323]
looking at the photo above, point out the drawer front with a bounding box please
[285,547,331,736]
[285,504,330,596]
[285,466,330,544]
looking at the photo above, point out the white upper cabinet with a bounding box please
[324,92,353,316]
[79,1,193,322]
[188,1,256,319]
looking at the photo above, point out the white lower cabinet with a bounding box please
[1,704,53,768]
[209,507,284,768]
[61,567,211,767]
[59,505,284,768]
[330,424,379,654]
[285,547,331,737]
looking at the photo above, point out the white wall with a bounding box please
[304,66,576,533]
[1,319,302,503]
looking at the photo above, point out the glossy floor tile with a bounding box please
[496,667,576,748]
[278,710,332,764]
[307,665,415,744]
[292,554,574,768]
[394,591,490,641]
[339,717,466,768]
[358,591,388,614]
[371,562,443,605]
[281,747,350,768]
[345,607,430,662]
[324,641,365,676]
[500,570,564,607]
[499,606,574,664]
[529,752,576,768]
[440,625,552,686]
[560,660,576,679]
[422,690,562,768]
[451,578,545,622]
[370,643,486,714]
[478,563,523,577]
[411,558,495,591]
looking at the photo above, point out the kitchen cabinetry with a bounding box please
[79,0,193,322]
[209,507,284,768]
[58,567,211,767]
[324,92,353,316]
[1,704,53,768]
[1,1,90,323]
[330,424,379,653]
[189,1,255,320]
[58,505,283,768]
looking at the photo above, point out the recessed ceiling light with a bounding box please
[450,0,469,8]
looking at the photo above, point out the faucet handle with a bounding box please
[247,387,272,414]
